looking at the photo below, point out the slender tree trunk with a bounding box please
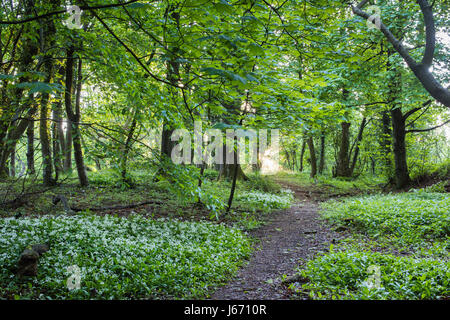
[0,108,36,178]
[9,146,15,177]
[307,136,317,178]
[39,58,55,186]
[52,104,63,178]
[64,120,72,171]
[26,119,35,175]
[350,117,367,175]
[53,66,66,175]
[319,133,325,174]
[380,110,393,178]
[335,88,352,177]
[64,47,75,173]
[40,76,55,186]
[292,150,297,171]
[285,150,291,170]
[72,58,88,186]
[0,0,38,179]
[121,112,138,184]
[39,0,60,186]
[225,137,239,215]
[299,140,306,172]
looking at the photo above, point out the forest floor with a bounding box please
[211,181,345,300]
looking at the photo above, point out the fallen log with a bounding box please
[52,194,164,212]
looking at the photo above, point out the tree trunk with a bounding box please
[336,121,351,177]
[26,119,35,175]
[64,120,72,171]
[9,146,15,177]
[71,58,88,186]
[0,0,38,179]
[218,143,247,181]
[64,50,74,173]
[52,104,63,179]
[306,136,317,178]
[225,137,239,215]
[40,72,55,186]
[285,150,291,170]
[391,108,410,189]
[161,123,174,158]
[0,108,36,178]
[318,133,325,174]
[350,117,367,175]
[53,65,66,176]
[299,140,306,172]
[335,88,352,177]
[380,110,393,179]
[121,112,138,185]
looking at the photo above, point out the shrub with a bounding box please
[236,189,293,210]
[245,173,282,193]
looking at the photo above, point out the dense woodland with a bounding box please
[0,0,449,301]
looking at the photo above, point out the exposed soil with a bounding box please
[211,183,343,300]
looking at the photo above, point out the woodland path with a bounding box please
[211,183,340,300]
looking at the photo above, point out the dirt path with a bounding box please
[211,184,340,300]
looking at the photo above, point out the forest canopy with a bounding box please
[0,0,449,303]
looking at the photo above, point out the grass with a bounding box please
[0,214,252,299]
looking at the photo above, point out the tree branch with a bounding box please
[406,119,450,133]
[417,0,436,67]
[84,1,178,88]
[351,0,450,108]
[352,2,418,69]
[0,0,146,25]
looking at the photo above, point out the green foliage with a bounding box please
[0,215,252,299]
[202,169,219,181]
[245,173,282,193]
[292,190,450,300]
[321,193,450,244]
[410,159,450,181]
[236,189,294,210]
[296,250,450,300]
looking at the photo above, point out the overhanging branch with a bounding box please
[0,0,145,25]
[406,119,450,133]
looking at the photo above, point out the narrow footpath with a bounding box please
[211,184,340,299]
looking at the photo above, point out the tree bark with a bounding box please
[39,65,55,186]
[336,121,351,177]
[299,139,306,172]
[318,133,325,174]
[121,111,138,185]
[64,49,75,172]
[9,146,15,177]
[350,117,367,175]
[71,58,88,186]
[306,136,317,178]
[391,108,410,189]
[380,110,393,178]
[26,119,35,175]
